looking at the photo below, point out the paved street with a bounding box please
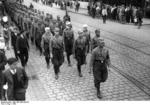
[4,0,150,101]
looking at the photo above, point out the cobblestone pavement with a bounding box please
[4,0,150,101]
[5,46,150,101]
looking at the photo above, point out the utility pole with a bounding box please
[65,0,68,15]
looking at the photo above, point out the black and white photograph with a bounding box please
[0,0,150,103]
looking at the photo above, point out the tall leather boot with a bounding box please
[96,84,102,99]
[77,64,83,77]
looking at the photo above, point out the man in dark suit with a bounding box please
[2,58,28,101]
[0,44,7,100]
[16,31,29,68]
[11,27,19,60]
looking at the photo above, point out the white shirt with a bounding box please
[102,9,107,16]
[10,69,16,75]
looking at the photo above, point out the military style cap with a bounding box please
[83,24,88,28]
[45,27,50,32]
[66,21,71,26]
[95,29,100,33]
[78,29,83,34]
[7,57,18,65]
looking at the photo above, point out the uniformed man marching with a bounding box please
[90,38,110,99]
[41,27,52,69]
[56,15,63,35]
[51,28,64,80]
[35,22,43,56]
[82,24,91,54]
[73,30,87,77]
[63,22,74,66]
[91,29,101,51]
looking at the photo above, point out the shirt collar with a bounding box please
[10,69,16,75]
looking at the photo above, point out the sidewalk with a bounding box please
[66,6,150,25]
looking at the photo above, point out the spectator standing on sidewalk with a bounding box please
[11,27,19,60]
[3,24,10,50]
[75,1,80,12]
[136,7,144,29]
[90,38,110,99]
[16,31,29,68]
[91,4,96,18]
[125,6,131,23]
[2,57,28,101]
[0,37,7,100]
[120,5,126,24]
[102,6,108,24]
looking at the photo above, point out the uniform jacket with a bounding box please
[83,30,91,45]
[41,32,52,52]
[91,36,100,51]
[90,47,110,68]
[74,36,87,51]
[63,28,74,44]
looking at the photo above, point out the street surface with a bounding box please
[5,0,150,101]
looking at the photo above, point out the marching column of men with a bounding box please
[3,1,111,99]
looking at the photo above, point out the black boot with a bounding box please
[67,54,71,66]
[47,64,50,69]
[77,64,83,77]
[79,72,83,77]
[55,74,59,80]
[96,86,102,99]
